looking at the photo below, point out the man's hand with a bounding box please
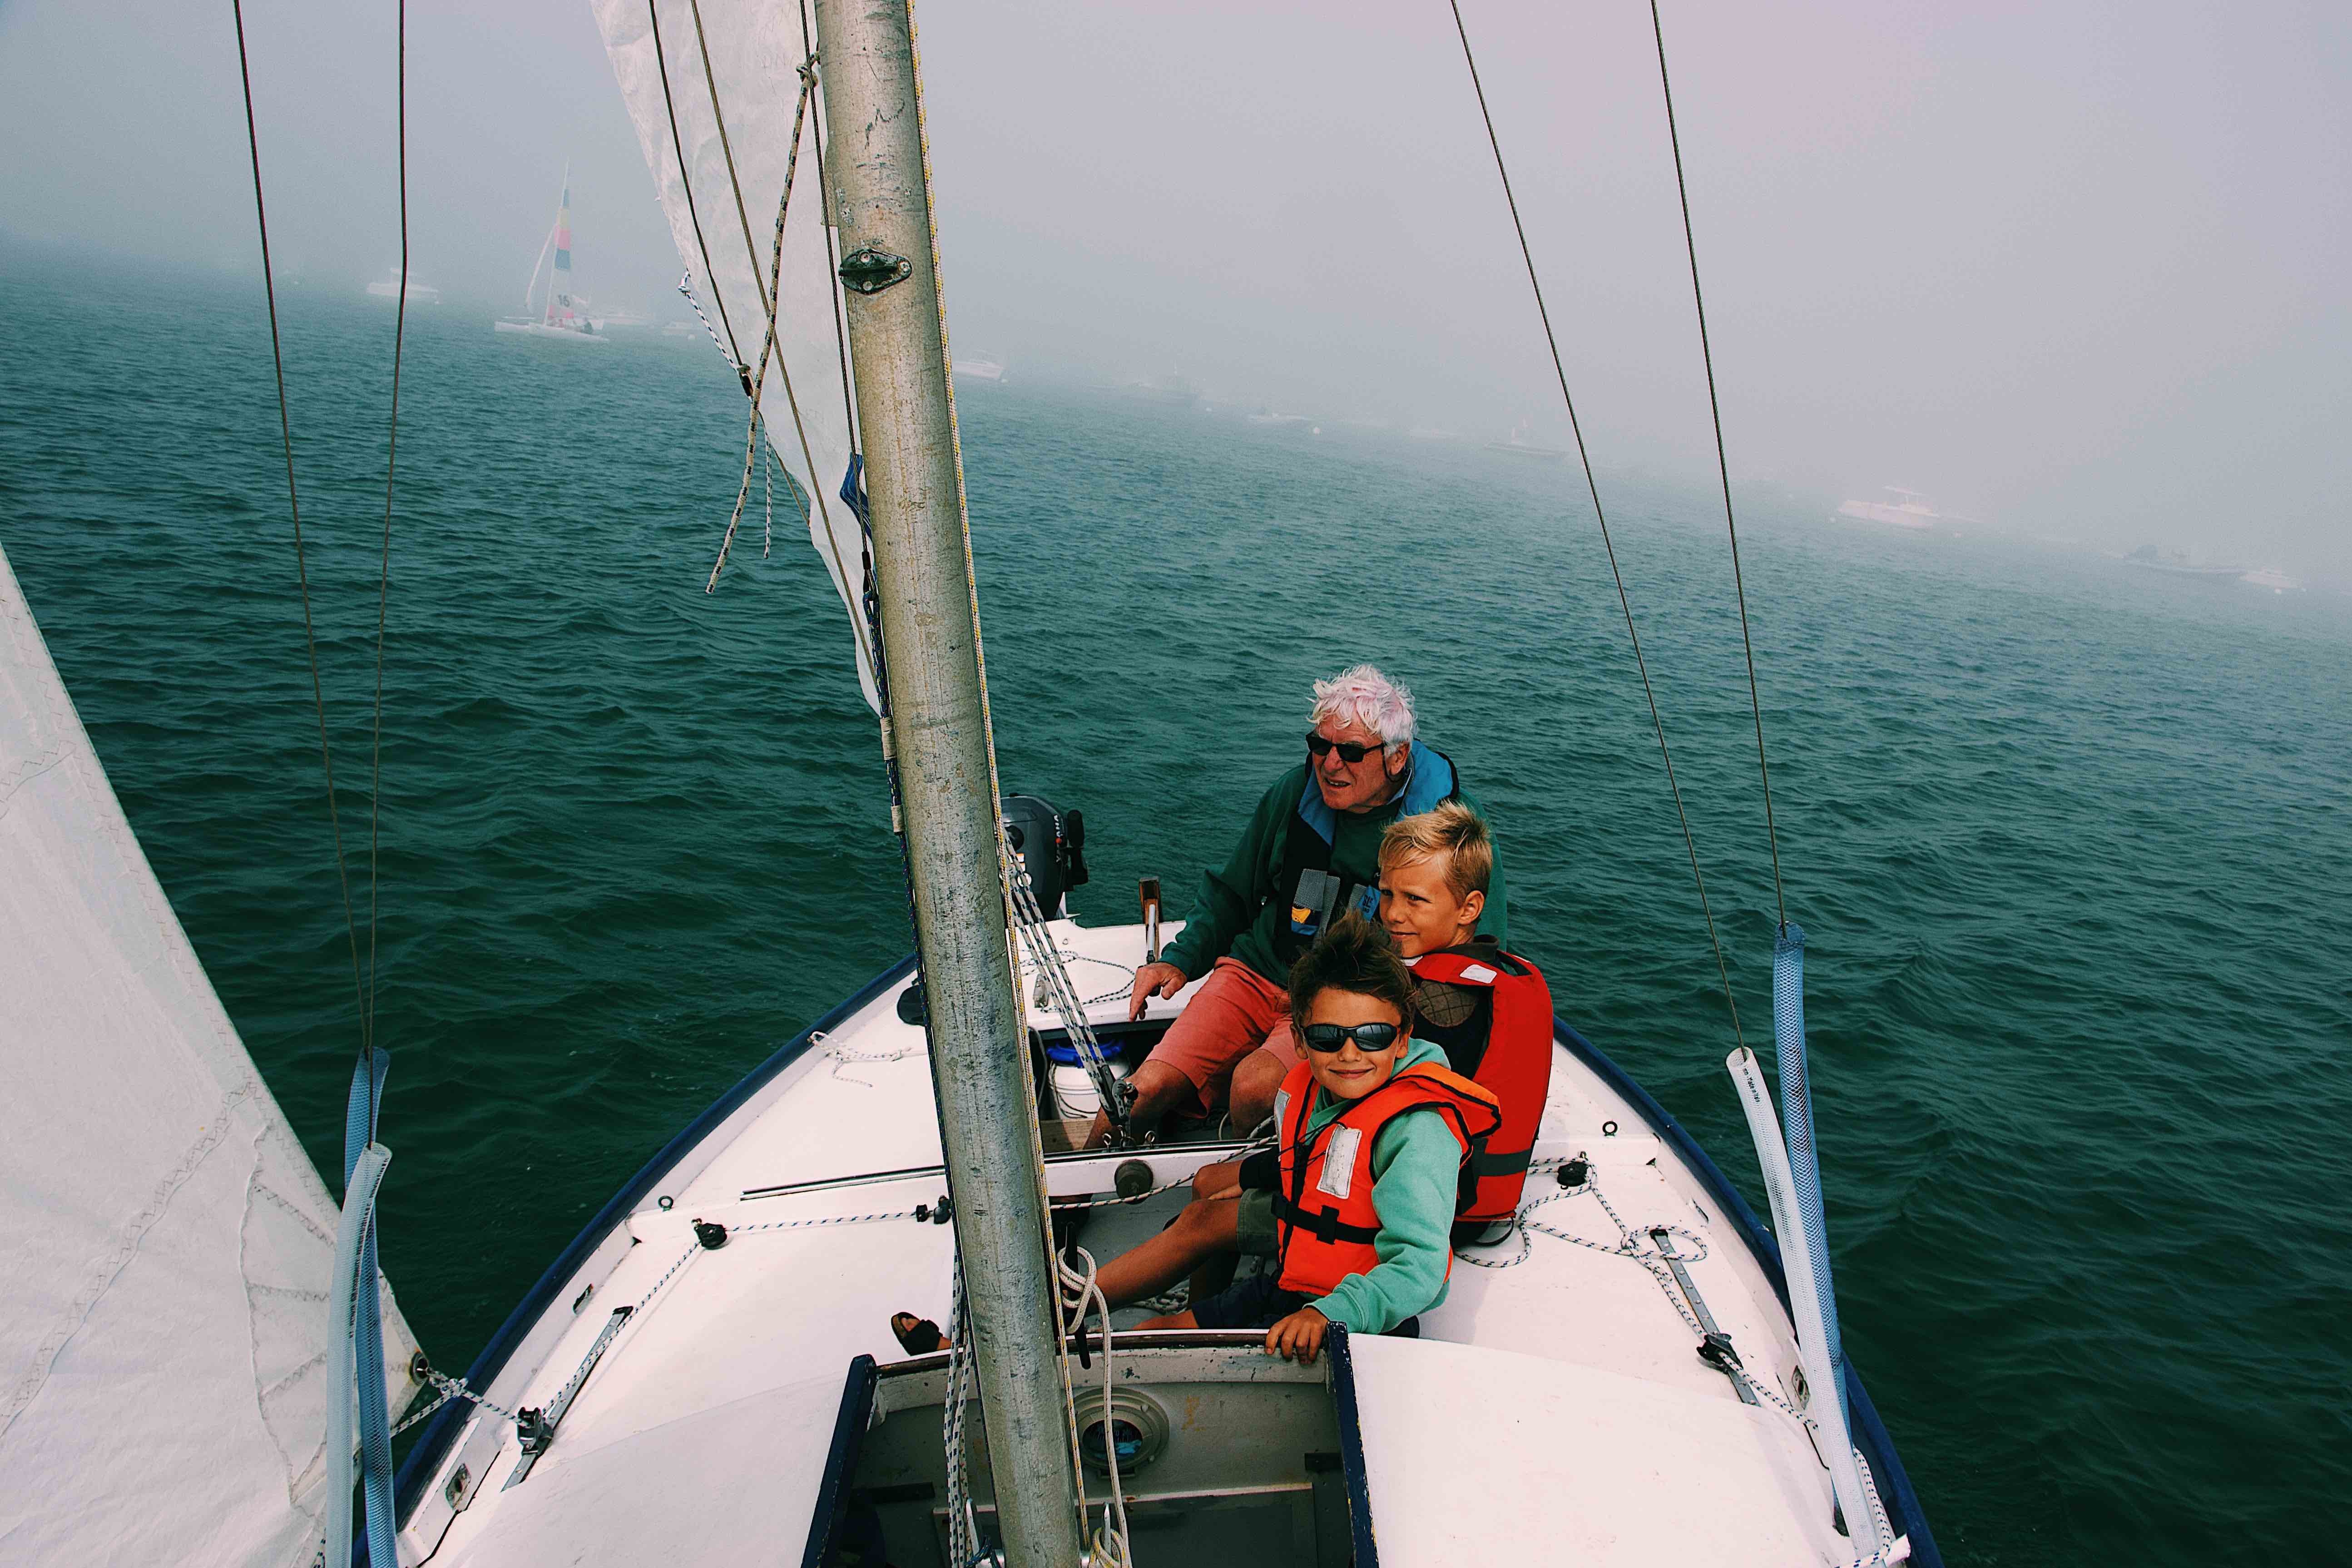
[1264,1306,1331,1364]
[1128,961,1188,1020]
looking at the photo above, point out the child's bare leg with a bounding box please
[1134,1309,1200,1331]
[1094,1195,1243,1306]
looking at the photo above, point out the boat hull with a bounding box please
[395,932,1940,1565]
[493,320,609,343]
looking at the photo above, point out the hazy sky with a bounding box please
[3,1,2346,575]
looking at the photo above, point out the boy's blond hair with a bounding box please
[1378,801,1492,903]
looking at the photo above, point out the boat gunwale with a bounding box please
[1551,1018,1941,1567]
[394,953,1939,1568]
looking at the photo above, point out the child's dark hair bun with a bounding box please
[1287,911,1416,1036]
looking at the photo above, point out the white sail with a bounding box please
[0,543,421,1566]
[594,0,881,712]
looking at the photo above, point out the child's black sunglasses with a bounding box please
[1299,1021,1401,1053]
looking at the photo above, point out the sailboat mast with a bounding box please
[810,5,1087,1567]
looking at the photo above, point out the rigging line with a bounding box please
[704,64,867,679]
[797,0,861,453]
[904,2,1015,908]
[1648,0,1788,934]
[647,0,745,372]
[232,0,371,1068]
[686,0,773,324]
[1446,0,1745,1046]
[364,0,409,1108]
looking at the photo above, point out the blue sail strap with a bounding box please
[340,1050,396,1568]
[1772,925,1851,1430]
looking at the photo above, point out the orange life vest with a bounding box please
[1410,948,1555,1223]
[1270,1057,1503,1299]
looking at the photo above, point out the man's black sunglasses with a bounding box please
[1299,1021,1401,1053]
[1305,732,1386,765]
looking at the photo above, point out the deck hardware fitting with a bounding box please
[657,1194,674,1210]
[914,1195,954,1224]
[570,1284,594,1313]
[1558,1155,1590,1188]
[837,245,911,293]
[502,1305,636,1490]
[1602,1119,1618,1137]
[1654,1227,1758,1406]
[694,1220,729,1250]
[1114,1159,1155,1198]
[442,1464,470,1509]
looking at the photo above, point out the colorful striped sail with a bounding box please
[547,170,577,328]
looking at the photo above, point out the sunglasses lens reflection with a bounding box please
[1302,1022,1400,1053]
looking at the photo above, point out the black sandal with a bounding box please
[890,1311,946,1355]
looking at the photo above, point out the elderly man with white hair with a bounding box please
[1094,663,1509,1144]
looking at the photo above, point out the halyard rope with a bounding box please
[704,62,815,593]
[646,0,743,370]
[678,270,733,367]
[796,0,860,452]
[1005,854,1132,1131]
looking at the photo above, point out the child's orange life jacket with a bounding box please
[1270,1057,1502,1299]
[1408,949,1555,1223]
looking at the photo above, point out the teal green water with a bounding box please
[5,247,2348,1562]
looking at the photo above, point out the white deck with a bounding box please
[400,918,1875,1566]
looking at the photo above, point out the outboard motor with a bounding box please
[1001,795,1089,917]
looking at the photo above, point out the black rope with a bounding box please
[231,0,371,1070]
[1446,0,1745,1046]
[798,0,860,452]
[1649,0,1789,935]
[647,0,744,370]
[687,0,774,324]
[361,0,410,1130]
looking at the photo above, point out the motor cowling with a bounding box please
[1001,794,1088,917]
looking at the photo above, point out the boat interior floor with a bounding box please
[827,1340,1353,1568]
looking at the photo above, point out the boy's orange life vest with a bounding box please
[1411,948,1555,1223]
[1270,1057,1502,1299]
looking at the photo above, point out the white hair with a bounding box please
[1309,664,1417,752]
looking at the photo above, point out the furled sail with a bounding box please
[0,543,421,1566]
[594,0,881,712]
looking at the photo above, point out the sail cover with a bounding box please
[595,0,882,712]
[0,544,421,1566]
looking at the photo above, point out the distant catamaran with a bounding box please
[495,166,607,343]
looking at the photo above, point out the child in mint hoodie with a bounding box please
[1141,915,1500,1364]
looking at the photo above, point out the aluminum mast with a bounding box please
[811,3,1088,1564]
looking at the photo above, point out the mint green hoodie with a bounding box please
[1273,1038,1465,1336]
